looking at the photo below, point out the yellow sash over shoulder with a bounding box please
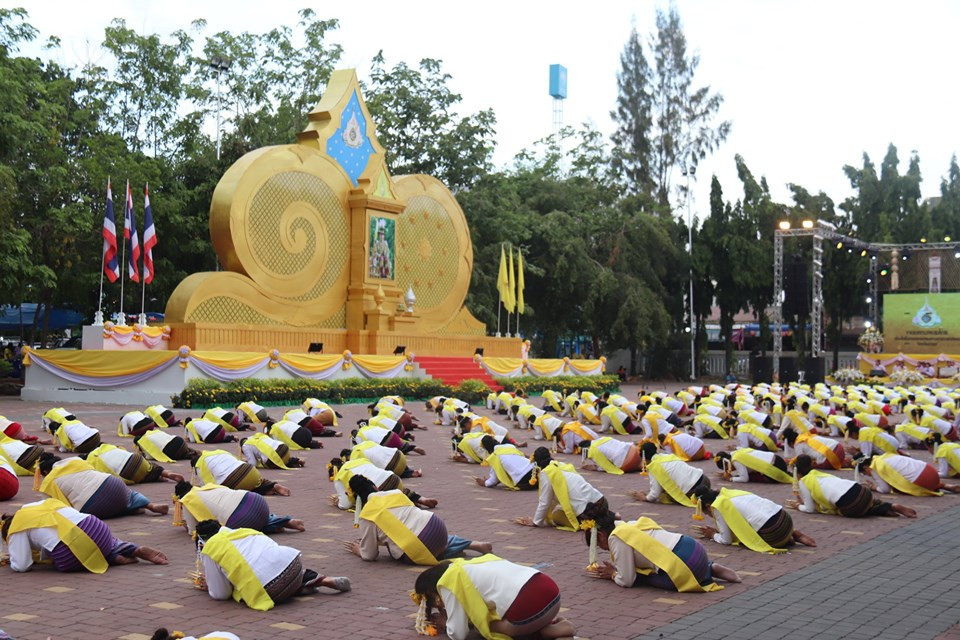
[800,471,839,514]
[436,555,511,640]
[268,424,308,451]
[137,432,175,462]
[195,450,234,486]
[7,498,108,573]
[481,445,523,489]
[457,434,485,463]
[647,455,696,507]
[180,484,226,523]
[541,462,580,531]
[662,433,690,461]
[243,434,290,470]
[86,444,135,484]
[934,443,960,476]
[587,437,624,475]
[0,435,37,475]
[360,492,437,566]
[731,449,792,484]
[611,518,722,592]
[40,458,98,505]
[201,528,275,610]
[712,488,787,554]
[859,427,898,454]
[873,454,941,497]
[796,433,841,469]
[739,424,778,452]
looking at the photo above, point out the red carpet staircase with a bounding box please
[415,356,502,391]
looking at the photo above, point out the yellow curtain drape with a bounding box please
[351,355,406,373]
[481,357,524,375]
[29,350,176,376]
[190,351,270,370]
[278,354,344,372]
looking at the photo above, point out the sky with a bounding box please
[10,0,960,221]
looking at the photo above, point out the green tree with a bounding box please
[649,6,730,207]
[610,27,653,196]
[365,52,496,191]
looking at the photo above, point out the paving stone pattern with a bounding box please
[634,503,960,640]
[0,383,958,639]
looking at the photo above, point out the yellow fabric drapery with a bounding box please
[525,359,565,376]
[350,355,406,373]
[108,324,168,338]
[190,351,270,369]
[567,359,606,374]
[481,357,524,376]
[277,354,344,372]
[28,350,176,376]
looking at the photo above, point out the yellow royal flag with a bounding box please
[516,248,525,314]
[505,246,516,313]
[497,245,511,309]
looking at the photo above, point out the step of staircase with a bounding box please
[415,356,502,392]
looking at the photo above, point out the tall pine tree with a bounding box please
[610,27,653,196]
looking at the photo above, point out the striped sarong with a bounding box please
[73,433,101,455]
[119,453,161,483]
[378,473,402,493]
[50,515,136,571]
[636,534,713,590]
[836,483,892,517]
[225,492,270,530]
[289,427,313,449]
[757,509,794,548]
[80,476,132,519]
[16,445,42,472]
[387,450,408,477]
[263,556,304,604]
[413,513,448,561]
[161,436,190,460]
[222,463,262,492]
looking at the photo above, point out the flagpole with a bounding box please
[118,181,128,327]
[94,179,107,326]
[139,183,148,326]
[496,291,502,337]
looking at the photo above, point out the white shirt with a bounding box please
[641,416,674,440]
[608,525,682,587]
[484,446,534,487]
[182,486,247,534]
[784,435,839,466]
[358,490,434,560]
[858,430,900,457]
[241,435,284,467]
[186,419,220,442]
[600,409,629,433]
[202,453,244,484]
[202,527,299,600]
[667,433,704,458]
[646,457,703,503]
[94,447,135,476]
[516,406,545,430]
[8,501,88,572]
[737,425,774,450]
[60,422,98,452]
[712,492,782,545]
[559,425,598,454]
[873,455,928,494]
[0,438,31,465]
[533,467,603,526]
[798,473,855,513]
[440,559,539,640]
[535,416,564,440]
[595,437,633,468]
[119,411,149,435]
[729,449,778,483]
[354,443,396,470]
[334,462,394,509]
[271,420,303,441]
[283,409,309,424]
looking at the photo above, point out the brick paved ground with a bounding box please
[0,382,958,640]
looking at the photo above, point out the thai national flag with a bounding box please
[125,180,140,283]
[142,184,156,284]
[102,179,119,282]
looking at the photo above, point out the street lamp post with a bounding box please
[209,56,231,162]
[683,166,696,381]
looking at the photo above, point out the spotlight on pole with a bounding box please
[864,320,873,328]
[836,241,843,249]
[945,236,952,242]
[920,237,927,243]
[860,249,868,257]
[778,221,790,230]
[880,267,889,276]
[866,296,872,304]
[802,220,814,229]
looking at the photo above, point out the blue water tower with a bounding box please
[549,64,567,99]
